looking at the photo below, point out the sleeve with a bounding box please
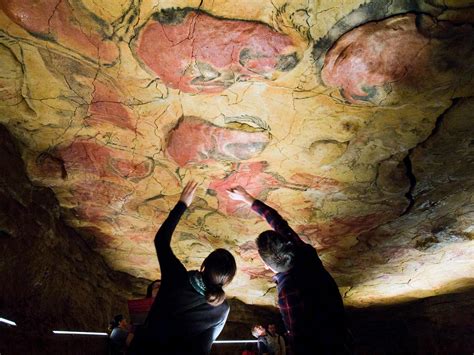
[154,201,188,280]
[251,199,304,246]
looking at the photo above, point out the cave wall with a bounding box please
[347,288,474,355]
[0,124,146,352]
[333,97,474,305]
[1,115,473,352]
[0,0,474,354]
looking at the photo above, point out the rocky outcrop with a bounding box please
[0,125,146,334]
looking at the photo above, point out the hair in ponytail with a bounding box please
[201,249,236,306]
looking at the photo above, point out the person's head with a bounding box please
[256,230,295,273]
[267,323,277,336]
[251,324,266,338]
[200,248,237,307]
[109,314,127,331]
[146,279,161,298]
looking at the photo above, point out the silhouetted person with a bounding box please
[146,279,161,298]
[267,323,286,355]
[129,181,237,354]
[108,314,133,355]
[228,186,348,354]
[251,324,270,355]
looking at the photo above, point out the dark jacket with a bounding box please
[129,202,229,354]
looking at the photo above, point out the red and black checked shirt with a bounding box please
[251,199,347,354]
[251,199,307,348]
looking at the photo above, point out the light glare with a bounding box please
[53,330,108,336]
[214,340,258,344]
[0,317,17,326]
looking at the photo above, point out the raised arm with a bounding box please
[227,186,303,246]
[154,181,198,279]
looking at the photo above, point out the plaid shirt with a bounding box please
[252,200,347,354]
[251,200,307,350]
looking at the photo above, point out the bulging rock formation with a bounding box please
[1,0,473,353]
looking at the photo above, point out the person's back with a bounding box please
[289,244,346,353]
[109,327,128,354]
[137,269,230,354]
[129,181,236,354]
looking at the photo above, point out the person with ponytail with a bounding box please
[129,180,237,354]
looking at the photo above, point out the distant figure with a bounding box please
[228,186,348,354]
[266,323,286,355]
[129,181,237,354]
[146,279,161,298]
[108,314,133,355]
[251,324,270,355]
[128,280,161,327]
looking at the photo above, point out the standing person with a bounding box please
[130,181,237,354]
[251,324,270,355]
[266,324,286,355]
[145,279,161,298]
[228,186,348,355]
[108,314,133,354]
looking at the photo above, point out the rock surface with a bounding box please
[0,0,473,319]
[0,125,147,333]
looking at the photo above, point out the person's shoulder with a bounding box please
[220,299,230,312]
[295,244,322,266]
[110,327,127,340]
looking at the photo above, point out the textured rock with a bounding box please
[0,0,473,323]
[0,125,146,334]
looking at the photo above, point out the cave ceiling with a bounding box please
[1,0,473,307]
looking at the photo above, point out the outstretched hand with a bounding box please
[226,186,255,206]
[179,180,198,207]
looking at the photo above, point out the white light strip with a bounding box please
[0,317,17,326]
[214,340,258,344]
[53,330,108,336]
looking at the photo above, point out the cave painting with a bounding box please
[290,173,341,192]
[296,213,388,250]
[38,140,154,182]
[70,180,133,222]
[88,81,139,133]
[135,9,299,93]
[321,13,474,104]
[0,0,118,63]
[208,162,281,216]
[166,116,270,166]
